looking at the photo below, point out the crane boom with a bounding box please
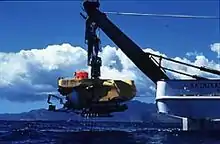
[83,1,169,84]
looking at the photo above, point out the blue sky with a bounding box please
[0,1,219,113]
[1,1,219,57]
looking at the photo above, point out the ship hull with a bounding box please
[156,96,220,119]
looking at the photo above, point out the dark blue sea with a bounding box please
[0,120,220,144]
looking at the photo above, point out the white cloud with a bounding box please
[0,43,220,102]
[186,51,203,57]
[211,43,220,58]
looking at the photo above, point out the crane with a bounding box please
[82,0,220,83]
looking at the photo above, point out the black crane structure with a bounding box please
[81,0,220,83]
[81,1,102,79]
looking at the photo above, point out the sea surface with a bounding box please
[0,120,220,144]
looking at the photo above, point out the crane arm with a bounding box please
[83,1,169,84]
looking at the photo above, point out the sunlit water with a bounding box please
[0,120,220,144]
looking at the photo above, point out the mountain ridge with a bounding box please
[0,100,181,123]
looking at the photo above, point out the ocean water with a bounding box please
[0,120,220,144]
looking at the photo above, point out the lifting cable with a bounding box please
[104,11,220,20]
